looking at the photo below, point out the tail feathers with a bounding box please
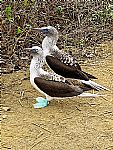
[79,92,105,97]
[82,71,97,79]
[81,80,109,91]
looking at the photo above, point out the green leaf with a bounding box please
[31,0,35,2]
[23,0,28,6]
[5,6,12,15]
[17,27,23,35]
[56,6,64,13]
[110,12,113,19]
[5,6,13,22]
[0,0,3,2]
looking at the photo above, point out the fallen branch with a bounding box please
[32,123,51,133]
[29,136,48,150]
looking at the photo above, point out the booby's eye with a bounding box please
[36,49,40,52]
[43,28,49,33]
[31,49,37,53]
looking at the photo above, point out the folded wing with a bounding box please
[34,77,84,97]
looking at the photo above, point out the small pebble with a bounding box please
[2,114,7,119]
[2,107,11,111]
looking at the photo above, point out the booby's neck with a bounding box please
[30,55,44,78]
[42,34,58,55]
[30,55,49,97]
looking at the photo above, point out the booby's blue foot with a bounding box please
[33,97,48,108]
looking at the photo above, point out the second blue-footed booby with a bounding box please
[33,26,109,91]
[27,46,104,108]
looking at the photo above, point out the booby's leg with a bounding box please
[46,95,53,101]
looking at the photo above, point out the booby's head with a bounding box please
[31,46,43,55]
[25,46,43,57]
[33,26,58,37]
[26,46,45,71]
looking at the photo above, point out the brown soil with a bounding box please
[1,49,113,150]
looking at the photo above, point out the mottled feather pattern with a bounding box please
[40,72,65,83]
[48,48,97,79]
[40,68,92,91]
[34,57,45,69]
[51,49,79,67]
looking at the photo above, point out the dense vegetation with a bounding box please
[1,0,113,73]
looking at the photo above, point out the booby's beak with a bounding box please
[24,48,33,50]
[32,28,42,31]
[24,48,37,53]
[32,27,49,34]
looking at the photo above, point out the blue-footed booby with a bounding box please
[28,46,104,108]
[33,26,108,91]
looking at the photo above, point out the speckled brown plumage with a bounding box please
[46,55,97,81]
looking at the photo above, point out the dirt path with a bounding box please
[1,54,113,150]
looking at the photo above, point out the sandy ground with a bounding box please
[1,50,113,149]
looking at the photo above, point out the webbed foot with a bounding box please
[33,97,48,108]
